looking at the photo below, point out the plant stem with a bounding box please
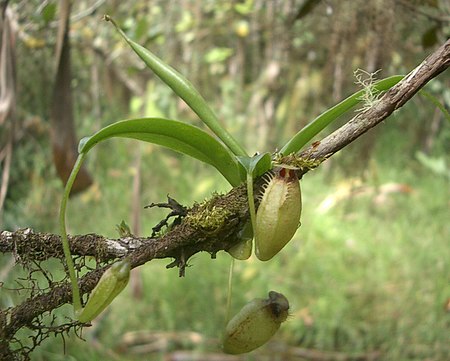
[59,153,86,313]
[246,172,257,233]
[225,257,235,324]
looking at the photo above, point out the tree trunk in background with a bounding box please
[50,0,92,194]
[0,2,16,225]
[326,0,397,178]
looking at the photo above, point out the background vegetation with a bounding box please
[1,1,449,360]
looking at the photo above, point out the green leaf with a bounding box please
[105,16,248,158]
[41,3,56,24]
[280,75,404,155]
[79,117,241,186]
[237,153,272,181]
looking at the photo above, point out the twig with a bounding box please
[297,38,450,175]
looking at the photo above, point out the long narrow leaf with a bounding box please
[280,75,404,155]
[419,89,450,124]
[105,16,248,158]
[79,118,241,186]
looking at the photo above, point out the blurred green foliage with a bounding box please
[1,0,449,360]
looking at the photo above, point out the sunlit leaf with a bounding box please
[78,117,241,186]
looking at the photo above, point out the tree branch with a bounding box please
[0,39,449,355]
[297,39,449,172]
